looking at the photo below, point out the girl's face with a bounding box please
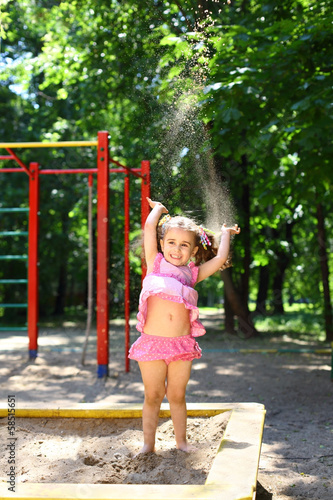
[160,227,198,267]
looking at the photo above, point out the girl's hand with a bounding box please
[147,197,168,214]
[221,223,241,235]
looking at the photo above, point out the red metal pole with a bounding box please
[140,161,151,280]
[124,175,130,372]
[28,162,39,359]
[96,131,110,377]
[109,158,142,178]
[6,148,31,176]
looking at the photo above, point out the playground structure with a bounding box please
[2,133,332,380]
[0,401,266,500]
[0,131,151,376]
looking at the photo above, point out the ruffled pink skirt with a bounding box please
[128,333,202,365]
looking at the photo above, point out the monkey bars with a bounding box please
[0,131,151,376]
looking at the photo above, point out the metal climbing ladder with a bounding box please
[0,207,29,331]
[0,142,39,359]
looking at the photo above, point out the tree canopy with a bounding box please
[0,0,332,340]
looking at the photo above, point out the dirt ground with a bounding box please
[0,312,332,499]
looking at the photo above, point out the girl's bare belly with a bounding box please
[143,295,191,337]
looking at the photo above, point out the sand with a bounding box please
[0,312,332,499]
[1,413,229,485]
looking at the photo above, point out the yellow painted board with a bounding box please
[0,483,252,500]
[0,141,98,149]
[0,402,263,419]
[0,403,265,500]
[206,407,266,499]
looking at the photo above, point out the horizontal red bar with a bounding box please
[40,168,142,175]
[111,168,141,174]
[0,168,24,173]
[0,167,143,176]
[0,156,14,160]
[40,169,98,174]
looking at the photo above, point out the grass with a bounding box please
[253,305,326,342]
[200,304,327,344]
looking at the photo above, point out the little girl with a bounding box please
[129,198,240,454]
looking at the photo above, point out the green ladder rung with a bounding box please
[0,208,29,213]
[0,279,28,284]
[0,255,28,260]
[0,303,28,308]
[0,326,28,331]
[0,231,28,236]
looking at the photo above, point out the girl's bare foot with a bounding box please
[133,444,155,458]
[176,442,197,453]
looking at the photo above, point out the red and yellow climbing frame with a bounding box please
[0,132,151,376]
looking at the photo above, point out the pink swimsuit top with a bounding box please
[136,253,205,337]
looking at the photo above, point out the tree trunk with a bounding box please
[271,268,285,315]
[211,147,256,337]
[224,285,235,334]
[270,221,294,315]
[240,154,251,304]
[54,261,68,315]
[221,268,258,338]
[316,202,333,341]
[53,213,69,316]
[255,265,270,315]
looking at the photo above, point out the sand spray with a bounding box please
[154,1,236,236]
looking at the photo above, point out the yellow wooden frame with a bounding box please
[0,403,265,500]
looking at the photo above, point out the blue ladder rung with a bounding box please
[0,326,28,331]
[0,303,28,308]
[0,279,28,284]
[0,255,28,260]
[0,231,28,236]
[0,208,29,213]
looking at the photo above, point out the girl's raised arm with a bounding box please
[144,198,168,271]
[196,224,240,283]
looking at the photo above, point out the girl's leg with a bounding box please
[138,360,167,454]
[166,360,193,451]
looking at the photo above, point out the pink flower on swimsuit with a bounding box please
[136,253,206,337]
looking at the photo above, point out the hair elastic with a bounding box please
[199,226,212,250]
[158,214,171,230]
[201,226,216,236]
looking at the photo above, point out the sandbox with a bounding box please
[0,402,265,500]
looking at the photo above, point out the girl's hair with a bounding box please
[157,215,232,270]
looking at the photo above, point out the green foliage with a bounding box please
[0,0,332,338]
